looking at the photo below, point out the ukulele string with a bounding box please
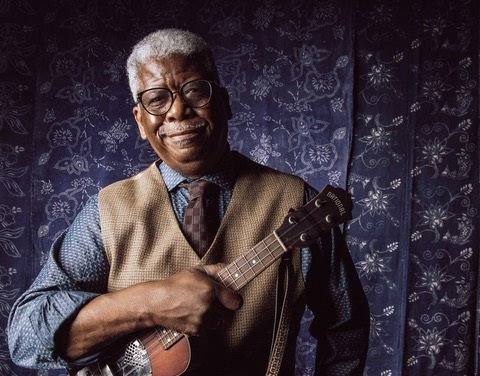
[113,216,321,375]
[218,233,281,290]
[89,196,335,376]
[275,198,333,244]
[219,205,333,290]
[93,327,182,376]
[116,203,336,373]
[115,238,305,374]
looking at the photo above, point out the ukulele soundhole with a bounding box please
[122,339,152,376]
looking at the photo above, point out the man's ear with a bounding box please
[220,87,233,120]
[133,106,147,140]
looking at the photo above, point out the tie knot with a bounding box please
[183,180,213,200]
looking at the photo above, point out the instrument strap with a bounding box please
[265,253,293,376]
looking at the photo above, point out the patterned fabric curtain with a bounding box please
[0,1,478,375]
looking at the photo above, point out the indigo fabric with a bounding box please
[0,1,478,375]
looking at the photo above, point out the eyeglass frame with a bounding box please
[136,78,220,116]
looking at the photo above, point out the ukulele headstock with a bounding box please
[277,185,352,248]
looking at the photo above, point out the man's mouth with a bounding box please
[157,122,206,145]
[157,122,206,137]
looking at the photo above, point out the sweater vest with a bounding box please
[98,153,306,375]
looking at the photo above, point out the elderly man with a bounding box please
[8,29,369,376]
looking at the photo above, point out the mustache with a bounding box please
[157,122,206,137]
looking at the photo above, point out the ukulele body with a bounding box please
[74,185,352,376]
[75,331,191,376]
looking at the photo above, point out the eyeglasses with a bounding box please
[136,79,217,116]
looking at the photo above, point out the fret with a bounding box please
[245,245,269,272]
[226,262,247,289]
[74,186,352,376]
[258,237,277,263]
[216,233,287,291]
[155,327,183,350]
[217,264,238,289]
[238,253,258,280]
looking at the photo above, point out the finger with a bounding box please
[198,263,227,277]
[215,285,243,311]
[193,264,243,311]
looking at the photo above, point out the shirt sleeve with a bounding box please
[7,195,109,369]
[302,184,370,376]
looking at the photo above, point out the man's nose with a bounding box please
[165,93,192,122]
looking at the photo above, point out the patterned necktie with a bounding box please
[181,180,215,256]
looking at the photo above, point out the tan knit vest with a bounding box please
[98,153,306,375]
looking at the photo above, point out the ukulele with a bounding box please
[74,185,352,376]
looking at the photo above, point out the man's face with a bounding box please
[133,55,232,178]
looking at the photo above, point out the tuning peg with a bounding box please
[288,215,298,224]
[315,199,328,207]
[300,233,311,242]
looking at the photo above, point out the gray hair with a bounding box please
[126,29,218,101]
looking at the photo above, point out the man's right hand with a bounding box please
[141,264,243,336]
[58,264,242,361]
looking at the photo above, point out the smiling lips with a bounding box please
[157,122,206,145]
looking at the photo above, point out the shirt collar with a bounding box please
[158,150,237,192]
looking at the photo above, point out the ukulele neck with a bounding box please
[216,233,287,291]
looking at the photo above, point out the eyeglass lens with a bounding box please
[140,79,212,115]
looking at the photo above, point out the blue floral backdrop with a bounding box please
[0,1,478,375]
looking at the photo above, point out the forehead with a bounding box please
[137,55,210,89]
